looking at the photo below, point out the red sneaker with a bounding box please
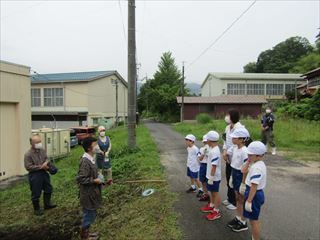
[200,203,214,213]
[206,210,221,221]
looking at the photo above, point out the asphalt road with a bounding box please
[145,122,320,240]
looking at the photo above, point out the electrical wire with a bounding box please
[118,0,127,43]
[187,0,258,69]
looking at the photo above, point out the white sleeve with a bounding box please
[210,152,220,166]
[242,148,249,164]
[249,168,263,185]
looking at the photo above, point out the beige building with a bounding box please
[201,73,304,99]
[31,71,128,129]
[0,60,31,181]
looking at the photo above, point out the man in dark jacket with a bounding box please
[24,134,57,216]
[261,106,276,155]
[77,137,103,240]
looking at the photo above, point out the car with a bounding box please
[70,127,96,145]
[69,129,78,148]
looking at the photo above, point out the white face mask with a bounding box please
[225,116,231,124]
[99,131,106,137]
[266,109,271,114]
[34,142,43,149]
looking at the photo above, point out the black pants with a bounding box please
[28,170,53,201]
[225,162,236,206]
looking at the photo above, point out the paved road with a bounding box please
[145,122,320,240]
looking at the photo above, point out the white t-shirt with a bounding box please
[187,145,200,172]
[206,145,221,181]
[231,146,248,170]
[245,161,267,190]
[198,144,209,164]
[223,122,244,156]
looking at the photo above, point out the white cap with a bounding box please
[202,135,208,142]
[230,127,250,138]
[98,126,105,132]
[206,131,219,141]
[247,141,267,155]
[185,134,196,142]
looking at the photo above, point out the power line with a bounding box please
[118,0,127,43]
[187,0,258,69]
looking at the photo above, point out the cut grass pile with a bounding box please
[0,125,182,240]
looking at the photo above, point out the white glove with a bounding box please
[239,183,246,195]
[229,175,233,188]
[207,179,214,185]
[104,152,109,157]
[245,201,252,212]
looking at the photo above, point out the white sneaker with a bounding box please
[226,204,237,210]
[222,199,230,206]
[272,147,276,155]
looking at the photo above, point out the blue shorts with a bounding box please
[231,168,243,192]
[243,186,265,220]
[206,180,221,192]
[187,167,198,179]
[199,163,207,183]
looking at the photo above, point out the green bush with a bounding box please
[196,113,212,124]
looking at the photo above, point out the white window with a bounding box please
[31,88,41,107]
[247,84,265,95]
[266,84,284,95]
[227,83,245,95]
[285,84,296,93]
[44,88,64,107]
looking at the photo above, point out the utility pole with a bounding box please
[128,0,136,148]
[180,62,185,122]
[111,79,119,126]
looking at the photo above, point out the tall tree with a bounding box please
[243,36,314,73]
[138,52,187,121]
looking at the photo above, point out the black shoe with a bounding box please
[196,190,204,198]
[186,187,196,193]
[199,194,210,201]
[44,204,57,210]
[232,220,248,232]
[34,209,44,216]
[228,217,240,228]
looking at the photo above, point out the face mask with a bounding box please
[99,131,105,137]
[266,109,271,114]
[224,116,231,124]
[34,143,42,149]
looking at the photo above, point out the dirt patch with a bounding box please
[0,215,81,240]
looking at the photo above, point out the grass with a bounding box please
[0,125,182,240]
[172,119,320,162]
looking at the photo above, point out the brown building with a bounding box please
[297,68,320,96]
[177,96,267,120]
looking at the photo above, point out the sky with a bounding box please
[1,0,319,84]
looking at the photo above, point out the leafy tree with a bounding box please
[256,36,313,73]
[138,52,188,121]
[243,36,314,73]
[289,53,320,73]
[243,62,257,73]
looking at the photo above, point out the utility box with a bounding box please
[32,128,70,160]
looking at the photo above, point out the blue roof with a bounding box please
[31,71,116,83]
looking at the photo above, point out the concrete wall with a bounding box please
[87,75,128,124]
[0,61,31,180]
[201,75,304,99]
[31,82,89,113]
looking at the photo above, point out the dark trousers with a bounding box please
[82,208,97,229]
[225,163,236,206]
[28,170,53,201]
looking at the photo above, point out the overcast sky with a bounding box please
[1,0,319,84]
